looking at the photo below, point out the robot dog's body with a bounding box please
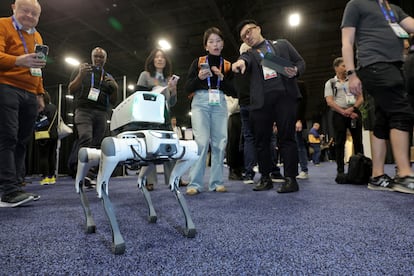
[75,91,198,254]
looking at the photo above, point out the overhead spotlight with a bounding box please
[158,39,172,50]
[288,13,301,27]
[65,57,80,66]
[128,84,135,90]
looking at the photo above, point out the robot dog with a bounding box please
[74,91,198,254]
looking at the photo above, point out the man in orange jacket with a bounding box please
[0,0,46,207]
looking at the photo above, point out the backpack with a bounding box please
[346,153,372,184]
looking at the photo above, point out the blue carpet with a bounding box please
[0,162,413,275]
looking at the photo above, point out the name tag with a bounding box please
[389,22,409,39]
[208,89,221,105]
[345,94,356,105]
[88,87,100,102]
[262,66,277,80]
[30,68,42,77]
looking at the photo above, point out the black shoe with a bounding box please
[0,191,35,207]
[277,177,299,193]
[253,176,273,191]
[335,173,348,184]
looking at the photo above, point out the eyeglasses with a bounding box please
[241,26,257,41]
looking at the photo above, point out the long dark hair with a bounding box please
[203,27,224,47]
[144,48,172,78]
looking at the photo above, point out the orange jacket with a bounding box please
[0,17,44,94]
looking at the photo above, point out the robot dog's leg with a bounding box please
[169,140,199,238]
[97,136,146,254]
[75,147,101,234]
[137,164,157,223]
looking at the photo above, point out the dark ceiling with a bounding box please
[1,0,413,126]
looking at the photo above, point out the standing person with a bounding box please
[296,81,309,180]
[342,0,414,194]
[0,0,45,207]
[171,116,183,139]
[324,57,364,182]
[308,122,324,166]
[225,95,244,180]
[232,19,305,193]
[36,91,58,185]
[136,48,179,191]
[233,43,257,184]
[184,27,236,195]
[68,47,118,186]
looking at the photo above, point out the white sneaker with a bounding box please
[296,171,309,179]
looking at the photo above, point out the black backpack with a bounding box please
[346,153,372,184]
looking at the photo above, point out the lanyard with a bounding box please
[91,67,104,89]
[12,16,30,54]
[205,56,223,90]
[255,40,273,59]
[377,0,397,23]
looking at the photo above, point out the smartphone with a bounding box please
[171,74,180,81]
[200,63,212,76]
[200,63,210,70]
[34,44,49,61]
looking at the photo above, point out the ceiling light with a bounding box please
[65,57,80,66]
[288,13,301,27]
[158,39,171,50]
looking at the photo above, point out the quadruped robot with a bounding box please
[74,91,199,254]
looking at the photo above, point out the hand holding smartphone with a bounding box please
[200,63,212,77]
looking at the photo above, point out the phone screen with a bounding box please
[35,44,49,61]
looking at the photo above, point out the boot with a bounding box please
[253,176,273,191]
[277,177,299,193]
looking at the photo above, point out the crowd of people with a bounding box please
[1,0,414,208]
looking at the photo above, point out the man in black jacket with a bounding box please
[232,19,305,193]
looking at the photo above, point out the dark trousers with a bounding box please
[0,84,38,195]
[68,108,108,172]
[250,91,298,177]
[240,105,257,175]
[332,111,364,173]
[226,112,244,171]
[37,138,58,177]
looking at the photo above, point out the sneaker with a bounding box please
[48,176,56,185]
[186,188,199,195]
[270,172,285,183]
[0,191,34,207]
[368,174,393,191]
[40,177,50,185]
[393,175,414,194]
[27,192,40,201]
[296,171,309,179]
[243,174,255,185]
[215,185,227,192]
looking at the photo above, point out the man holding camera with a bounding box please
[0,0,46,207]
[68,47,118,182]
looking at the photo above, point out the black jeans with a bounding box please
[0,84,38,195]
[332,111,364,173]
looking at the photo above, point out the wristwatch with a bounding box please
[347,69,356,76]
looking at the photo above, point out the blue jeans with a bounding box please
[189,90,228,191]
[240,105,257,176]
[0,84,38,195]
[310,143,321,165]
[295,130,308,172]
